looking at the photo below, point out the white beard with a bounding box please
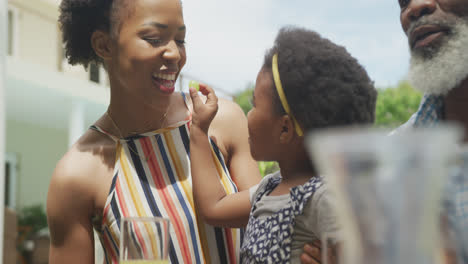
[408,17,468,95]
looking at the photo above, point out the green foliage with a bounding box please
[233,83,254,115]
[258,161,279,177]
[375,81,422,128]
[18,204,48,234]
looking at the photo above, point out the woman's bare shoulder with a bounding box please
[217,97,246,117]
[211,98,247,133]
[50,130,116,197]
[214,98,248,135]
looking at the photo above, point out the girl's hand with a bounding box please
[301,242,322,264]
[301,241,340,264]
[189,83,218,133]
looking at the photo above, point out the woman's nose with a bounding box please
[163,40,182,62]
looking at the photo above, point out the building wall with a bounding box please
[9,0,60,71]
[5,0,110,209]
[5,119,68,208]
[8,0,93,82]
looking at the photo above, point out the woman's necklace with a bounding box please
[106,107,170,162]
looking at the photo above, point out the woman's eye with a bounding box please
[145,38,162,46]
[176,40,186,46]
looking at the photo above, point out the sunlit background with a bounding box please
[182,0,409,96]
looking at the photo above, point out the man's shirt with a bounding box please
[397,94,467,261]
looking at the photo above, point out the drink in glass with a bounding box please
[120,217,171,264]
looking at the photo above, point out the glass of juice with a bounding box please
[120,217,171,264]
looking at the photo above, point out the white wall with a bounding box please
[8,0,93,82]
[5,0,110,210]
[9,0,60,71]
[5,119,68,208]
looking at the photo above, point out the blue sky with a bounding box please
[181,0,409,96]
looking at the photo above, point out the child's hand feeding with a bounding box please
[189,81,218,133]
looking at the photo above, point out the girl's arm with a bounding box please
[189,85,253,228]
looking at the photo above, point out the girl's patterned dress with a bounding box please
[241,173,323,263]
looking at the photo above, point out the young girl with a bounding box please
[189,26,377,263]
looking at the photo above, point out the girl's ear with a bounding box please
[279,115,295,144]
[91,30,113,61]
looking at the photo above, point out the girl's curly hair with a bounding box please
[263,26,377,131]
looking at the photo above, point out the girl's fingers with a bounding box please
[300,251,320,264]
[198,83,218,106]
[189,87,203,110]
[301,243,322,264]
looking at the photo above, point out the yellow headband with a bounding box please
[272,53,304,136]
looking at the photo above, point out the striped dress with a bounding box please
[91,93,242,263]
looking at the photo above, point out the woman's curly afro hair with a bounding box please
[263,26,377,131]
[58,0,130,68]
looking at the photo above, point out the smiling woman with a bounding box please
[46,0,261,263]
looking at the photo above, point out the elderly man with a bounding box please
[300,0,468,263]
[396,0,468,262]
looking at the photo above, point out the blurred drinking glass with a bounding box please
[120,217,171,264]
[321,232,342,264]
[307,125,461,264]
[442,145,468,264]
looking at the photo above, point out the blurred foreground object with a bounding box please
[307,125,461,264]
[443,146,468,263]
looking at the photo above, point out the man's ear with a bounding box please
[91,30,113,61]
[279,115,295,144]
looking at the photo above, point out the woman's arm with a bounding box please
[213,98,262,191]
[189,85,254,228]
[47,154,96,264]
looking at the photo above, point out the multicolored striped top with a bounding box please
[91,93,242,263]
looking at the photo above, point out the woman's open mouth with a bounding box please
[152,72,177,94]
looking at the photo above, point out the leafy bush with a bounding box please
[233,84,254,115]
[375,81,422,128]
[18,204,48,234]
[258,161,279,177]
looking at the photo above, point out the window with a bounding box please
[89,62,109,86]
[89,62,100,83]
[4,153,18,209]
[7,7,18,56]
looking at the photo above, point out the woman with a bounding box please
[46,0,261,263]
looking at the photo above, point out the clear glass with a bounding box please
[120,217,171,264]
[307,125,461,264]
[321,232,342,264]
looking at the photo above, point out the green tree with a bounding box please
[375,81,422,128]
[233,83,254,115]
